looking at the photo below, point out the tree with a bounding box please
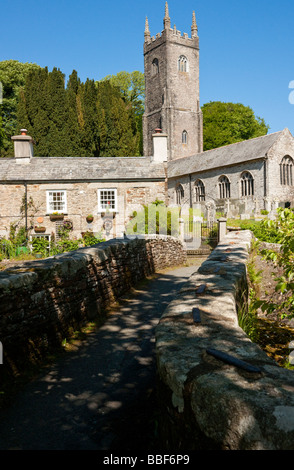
[98,71,145,155]
[0,60,41,156]
[201,101,269,151]
[96,80,139,157]
[18,67,76,156]
[65,70,83,156]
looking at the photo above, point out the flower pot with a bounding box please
[35,226,46,233]
[86,216,94,223]
[50,214,64,221]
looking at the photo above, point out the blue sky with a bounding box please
[1,0,294,135]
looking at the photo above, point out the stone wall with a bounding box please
[155,230,294,450]
[0,180,167,240]
[267,129,294,203]
[168,159,265,216]
[0,235,186,378]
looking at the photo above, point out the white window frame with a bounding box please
[98,188,118,213]
[46,190,67,214]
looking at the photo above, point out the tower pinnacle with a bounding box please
[191,11,198,38]
[144,16,151,41]
[164,2,171,30]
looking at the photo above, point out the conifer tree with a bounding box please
[0,60,41,156]
[46,67,71,156]
[65,70,83,157]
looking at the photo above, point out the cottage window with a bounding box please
[218,176,231,199]
[175,184,184,205]
[98,189,117,212]
[178,55,188,72]
[195,179,205,202]
[47,190,67,213]
[280,156,293,186]
[241,172,254,197]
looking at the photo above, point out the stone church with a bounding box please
[1,2,294,243]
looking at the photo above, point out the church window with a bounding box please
[241,172,254,197]
[175,184,184,205]
[98,189,117,212]
[152,58,159,75]
[182,130,188,145]
[218,176,231,199]
[195,179,205,202]
[280,156,293,186]
[178,55,188,72]
[47,190,67,213]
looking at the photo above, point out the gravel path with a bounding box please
[0,261,203,451]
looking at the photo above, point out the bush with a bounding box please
[253,208,294,320]
[239,218,282,243]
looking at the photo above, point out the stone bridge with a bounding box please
[0,231,294,450]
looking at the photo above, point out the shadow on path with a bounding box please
[0,262,203,451]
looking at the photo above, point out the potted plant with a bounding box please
[34,226,46,233]
[86,214,94,223]
[50,212,64,221]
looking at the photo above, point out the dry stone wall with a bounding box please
[0,235,186,378]
[155,230,294,450]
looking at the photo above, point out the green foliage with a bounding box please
[239,218,283,243]
[126,200,180,237]
[99,71,144,155]
[31,237,49,256]
[0,60,41,156]
[0,238,15,259]
[81,231,105,246]
[238,242,262,343]
[16,65,142,158]
[252,208,294,320]
[201,101,269,151]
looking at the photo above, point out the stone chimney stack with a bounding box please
[11,129,34,164]
[152,128,168,162]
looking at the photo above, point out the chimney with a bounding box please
[11,129,34,164]
[152,128,168,162]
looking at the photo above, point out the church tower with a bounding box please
[143,3,203,160]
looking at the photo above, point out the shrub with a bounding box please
[253,208,294,320]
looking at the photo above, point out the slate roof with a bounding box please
[167,130,285,179]
[0,156,166,182]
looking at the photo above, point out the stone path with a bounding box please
[0,261,203,451]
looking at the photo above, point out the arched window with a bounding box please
[182,130,188,145]
[178,55,188,72]
[176,184,184,205]
[152,58,159,75]
[195,180,205,202]
[241,171,254,197]
[218,176,231,199]
[280,156,293,186]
